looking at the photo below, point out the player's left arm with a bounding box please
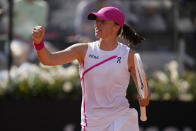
[128,50,150,107]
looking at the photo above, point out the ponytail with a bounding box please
[118,24,145,46]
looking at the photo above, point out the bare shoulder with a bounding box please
[128,49,136,71]
[69,42,88,49]
[67,42,88,64]
[71,42,88,54]
[128,49,136,58]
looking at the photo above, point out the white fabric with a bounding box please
[80,41,133,127]
[81,108,139,131]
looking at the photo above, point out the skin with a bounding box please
[32,18,150,106]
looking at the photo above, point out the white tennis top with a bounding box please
[80,41,131,127]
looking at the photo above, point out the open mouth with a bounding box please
[95,29,101,33]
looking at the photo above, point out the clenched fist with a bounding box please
[32,26,45,44]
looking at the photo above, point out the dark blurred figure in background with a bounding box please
[176,2,196,70]
[0,0,7,69]
[0,6,3,19]
[7,0,49,66]
[0,2,5,35]
[128,0,167,33]
[0,0,8,38]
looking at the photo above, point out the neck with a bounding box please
[99,38,118,51]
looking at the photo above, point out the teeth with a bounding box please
[96,30,101,33]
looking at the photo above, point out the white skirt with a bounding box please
[81,108,139,131]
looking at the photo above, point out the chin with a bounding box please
[95,33,101,38]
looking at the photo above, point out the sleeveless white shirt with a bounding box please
[80,41,131,127]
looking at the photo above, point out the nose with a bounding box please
[95,20,101,28]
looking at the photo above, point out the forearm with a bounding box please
[34,42,83,66]
[35,46,75,66]
[36,47,54,66]
[32,26,84,66]
[131,69,138,90]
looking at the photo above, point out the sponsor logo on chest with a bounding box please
[89,54,122,64]
[89,54,99,59]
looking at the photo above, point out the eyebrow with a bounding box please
[96,19,114,24]
[96,18,104,22]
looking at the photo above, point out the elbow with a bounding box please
[38,57,54,66]
[41,61,50,66]
[37,53,55,66]
[40,60,54,66]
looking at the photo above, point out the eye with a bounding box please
[95,20,104,25]
[100,20,105,24]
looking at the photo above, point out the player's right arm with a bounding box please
[32,26,87,66]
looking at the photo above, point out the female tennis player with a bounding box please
[32,6,150,131]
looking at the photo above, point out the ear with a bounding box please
[114,24,121,34]
[115,25,120,30]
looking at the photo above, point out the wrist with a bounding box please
[33,40,45,50]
